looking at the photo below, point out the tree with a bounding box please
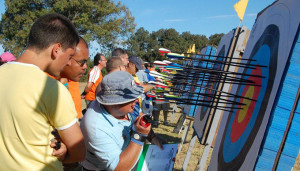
[127,27,150,58]
[208,33,224,46]
[126,28,211,62]
[180,32,208,52]
[0,0,135,56]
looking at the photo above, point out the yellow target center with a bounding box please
[238,86,254,123]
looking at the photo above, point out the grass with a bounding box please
[78,82,300,171]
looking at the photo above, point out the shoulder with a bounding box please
[89,67,101,76]
[81,104,112,133]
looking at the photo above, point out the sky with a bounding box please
[118,0,275,36]
[0,0,276,56]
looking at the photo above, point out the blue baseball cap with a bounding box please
[129,56,143,70]
[96,71,144,105]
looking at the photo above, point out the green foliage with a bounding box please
[180,31,208,52]
[208,33,224,46]
[0,0,135,56]
[126,28,223,62]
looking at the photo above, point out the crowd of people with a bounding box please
[0,13,171,170]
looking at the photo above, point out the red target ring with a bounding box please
[230,67,262,142]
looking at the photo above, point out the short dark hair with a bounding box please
[27,13,79,50]
[149,63,154,68]
[79,36,88,48]
[144,63,149,69]
[106,57,123,73]
[112,48,127,58]
[94,53,104,66]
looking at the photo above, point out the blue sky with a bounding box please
[119,0,275,36]
[0,0,276,56]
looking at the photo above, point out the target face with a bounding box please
[193,45,227,139]
[201,46,226,117]
[217,25,279,170]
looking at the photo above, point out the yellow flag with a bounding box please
[187,45,191,57]
[234,0,249,21]
[191,44,195,53]
[187,45,191,53]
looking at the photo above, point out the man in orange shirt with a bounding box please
[81,53,107,107]
[60,37,89,119]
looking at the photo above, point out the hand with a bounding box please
[50,139,67,161]
[51,129,60,140]
[134,114,151,136]
[150,89,156,94]
[81,95,86,99]
[151,135,168,150]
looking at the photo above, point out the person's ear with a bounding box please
[51,43,62,60]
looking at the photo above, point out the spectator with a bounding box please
[126,56,155,118]
[136,60,148,84]
[0,13,85,170]
[103,56,165,150]
[0,52,16,66]
[94,57,126,96]
[0,52,16,62]
[81,53,107,107]
[60,36,89,119]
[153,98,170,127]
[144,62,156,82]
[80,71,152,170]
[112,48,129,66]
[152,67,170,127]
[106,57,126,73]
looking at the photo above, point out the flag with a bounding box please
[234,0,249,21]
[191,44,195,53]
[187,45,191,57]
[187,45,191,53]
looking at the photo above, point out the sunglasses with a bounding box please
[72,58,87,67]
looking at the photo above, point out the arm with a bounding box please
[115,115,151,171]
[95,84,101,95]
[57,123,86,163]
[141,83,155,93]
[115,141,143,171]
[81,82,93,99]
[147,129,168,150]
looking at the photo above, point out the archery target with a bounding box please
[219,25,278,169]
[193,32,233,140]
[188,46,217,117]
[209,0,300,170]
[183,47,216,117]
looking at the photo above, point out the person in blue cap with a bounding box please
[80,71,155,170]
